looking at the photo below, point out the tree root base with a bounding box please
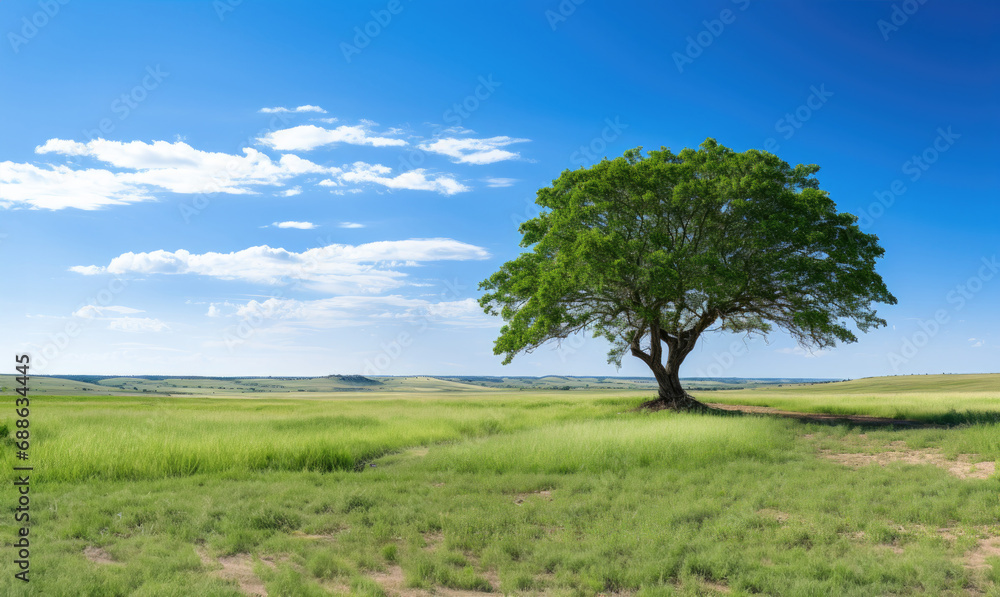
[636,394,709,413]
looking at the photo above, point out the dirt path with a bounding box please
[705,403,944,428]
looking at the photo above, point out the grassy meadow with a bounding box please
[1,376,998,596]
[707,374,1000,424]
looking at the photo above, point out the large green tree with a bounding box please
[479,139,896,410]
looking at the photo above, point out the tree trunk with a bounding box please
[639,353,707,412]
[629,325,709,412]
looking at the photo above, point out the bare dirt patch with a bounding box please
[83,546,119,565]
[819,446,995,480]
[514,489,554,506]
[197,547,268,596]
[880,543,905,554]
[216,555,268,596]
[962,532,1000,596]
[756,509,790,524]
[371,564,497,596]
[291,531,337,541]
[422,531,444,550]
[670,578,725,595]
[196,546,214,566]
[839,529,903,553]
[965,536,1000,570]
[701,579,732,594]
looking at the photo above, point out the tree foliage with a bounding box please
[479,139,896,409]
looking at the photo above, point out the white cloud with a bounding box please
[483,177,517,188]
[0,161,154,210]
[418,136,529,165]
[73,305,144,318]
[4,128,473,209]
[107,317,169,333]
[336,162,468,195]
[339,222,365,229]
[206,304,221,317]
[68,304,167,332]
[229,295,492,329]
[33,138,336,198]
[273,221,316,229]
[259,124,407,151]
[259,105,327,114]
[437,125,475,135]
[70,239,490,294]
[69,265,107,275]
[423,298,482,319]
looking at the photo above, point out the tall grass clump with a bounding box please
[419,413,797,475]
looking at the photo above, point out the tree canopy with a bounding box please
[479,139,897,410]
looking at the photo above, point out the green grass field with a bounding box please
[1,375,997,596]
[707,374,1000,424]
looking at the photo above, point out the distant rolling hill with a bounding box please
[758,373,1000,394]
[0,373,844,396]
[0,374,387,396]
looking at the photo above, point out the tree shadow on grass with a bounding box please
[925,409,1000,427]
[695,402,1000,429]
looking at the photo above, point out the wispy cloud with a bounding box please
[72,305,144,318]
[259,105,327,114]
[15,138,337,209]
[70,239,490,294]
[259,124,407,151]
[69,304,167,332]
[483,177,517,188]
[4,118,516,209]
[418,136,529,165]
[339,222,365,229]
[272,221,316,229]
[108,317,170,333]
[224,295,494,329]
[334,162,468,195]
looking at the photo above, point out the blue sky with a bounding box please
[1,0,997,378]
